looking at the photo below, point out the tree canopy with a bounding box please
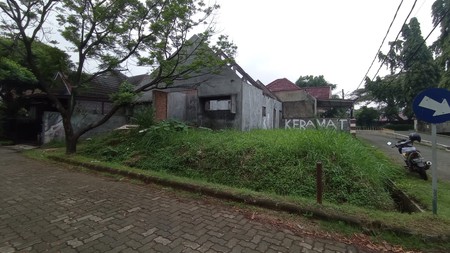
[295,75,337,89]
[431,0,450,88]
[0,0,235,154]
[363,17,440,120]
[355,106,380,127]
[0,37,72,117]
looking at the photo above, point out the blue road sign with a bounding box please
[413,88,450,124]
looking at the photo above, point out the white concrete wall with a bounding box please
[42,111,128,144]
[241,82,282,130]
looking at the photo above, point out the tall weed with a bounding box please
[80,128,401,210]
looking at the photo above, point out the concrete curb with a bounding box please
[48,155,449,243]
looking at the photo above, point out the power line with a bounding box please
[354,2,450,102]
[370,0,418,80]
[379,4,450,82]
[352,0,406,94]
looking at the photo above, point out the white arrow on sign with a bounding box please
[418,96,450,116]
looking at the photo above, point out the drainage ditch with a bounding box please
[385,179,424,213]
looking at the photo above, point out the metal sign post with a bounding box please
[431,124,438,215]
[412,88,450,215]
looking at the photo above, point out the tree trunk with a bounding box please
[62,114,77,155]
[65,136,77,154]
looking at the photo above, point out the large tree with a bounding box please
[363,75,405,121]
[431,0,450,88]
[355,106,380,127]
[295,75,337,89]
[370,17,440,119]
[0,38,72,112]
[0,0,235,154]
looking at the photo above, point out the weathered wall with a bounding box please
[196,69,243,96]
[167,92,187,121]
[195,68,243,130]
[241,82,261,130]
[283,101,315,118]
[241,82,282,130]
[166,90,198,124]
[261,94,282,129]
[42,111,128,144]
[273,90,311,102]
[42,112,65,144]
[283,118,350,131]
[77,100,124,115]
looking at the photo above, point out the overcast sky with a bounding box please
[212,0,439,98]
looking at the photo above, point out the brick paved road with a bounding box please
[0,146,370,253]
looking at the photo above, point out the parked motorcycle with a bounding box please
[387,133,431,180]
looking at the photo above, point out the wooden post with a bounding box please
[316,162,323,204]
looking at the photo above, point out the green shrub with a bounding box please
[130,107,155,129]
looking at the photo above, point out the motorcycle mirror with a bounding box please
[387,142,392,146]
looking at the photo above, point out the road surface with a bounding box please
[0,146,376,253]
[356,130,450,181]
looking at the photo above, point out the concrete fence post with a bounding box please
[350,118,356,137]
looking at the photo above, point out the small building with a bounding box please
[266,78,316,118]
[266,78,355,131]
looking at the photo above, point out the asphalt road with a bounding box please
[356,130,450,181]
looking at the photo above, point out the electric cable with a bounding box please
[353,2,450,103]
[379,5,450,82]
[352,0,405,94]
[370,0,419,80]
[350,0,419,99]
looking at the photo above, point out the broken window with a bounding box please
[206,99,230,110]
[204,95,236,113]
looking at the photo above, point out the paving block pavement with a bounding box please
[0,147,372,253]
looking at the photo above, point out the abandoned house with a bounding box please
[135,60,282,131]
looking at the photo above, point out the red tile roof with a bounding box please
[303,86,331,100]
[266,78,300,92]
[266,78,332,100]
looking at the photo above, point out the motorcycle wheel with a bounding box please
[417,167,428,180]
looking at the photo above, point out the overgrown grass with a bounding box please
[79,125,403,211]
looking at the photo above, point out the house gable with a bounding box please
[266,78,300,92]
